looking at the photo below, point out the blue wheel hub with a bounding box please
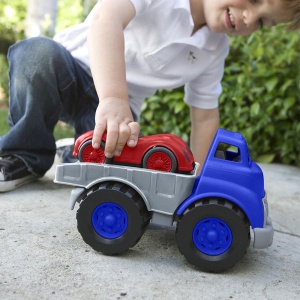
[92,202,128,239]
[193,217,232,256]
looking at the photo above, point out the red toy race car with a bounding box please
[73,130,195,174]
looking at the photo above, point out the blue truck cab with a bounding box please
[178,129,267,229]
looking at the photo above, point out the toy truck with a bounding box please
[54,128,274,272]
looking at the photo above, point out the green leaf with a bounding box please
[265,78,279,92]
[250,102,260,116]
[280,79,294,94]
[283,97,296,111]
[174,102,186,114]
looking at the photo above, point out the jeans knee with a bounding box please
[10,37,51,60]
[8,37,64,76]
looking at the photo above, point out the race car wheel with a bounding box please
[78,140,105,163]
[142,147,177,172]
[176,198,250,272]
[77,181,151,255]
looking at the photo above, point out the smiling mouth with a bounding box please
[227,9,235,28]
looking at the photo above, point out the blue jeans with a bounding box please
[0,37,99,176]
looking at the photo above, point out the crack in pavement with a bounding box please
[274,229,300,238]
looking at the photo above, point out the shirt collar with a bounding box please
[173,0,191,11]
[173,1,226,51]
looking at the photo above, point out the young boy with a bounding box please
[0,0,298,192]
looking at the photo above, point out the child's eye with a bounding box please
[250,0,262,5]
[249,0,263,28]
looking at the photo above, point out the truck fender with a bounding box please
[69,187,86,210]
[176,191,264,229]
[70,177,151,212]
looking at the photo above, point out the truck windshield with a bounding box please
[214,143,241,162]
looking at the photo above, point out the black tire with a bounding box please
[176,198,250,272]
[77,181,151,255]
[142,147,178,172]
[78,140,106,163]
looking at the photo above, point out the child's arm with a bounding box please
[190,107,220,171]
[88,0,139,158]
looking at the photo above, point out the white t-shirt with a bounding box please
[54,0,229,118]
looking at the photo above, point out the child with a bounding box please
[0,0,299,192]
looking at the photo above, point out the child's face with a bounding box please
[201,0,287,35]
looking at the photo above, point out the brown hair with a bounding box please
[281,0,300,29]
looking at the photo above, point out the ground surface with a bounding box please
[0,160,299,299]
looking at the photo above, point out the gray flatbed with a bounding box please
[55,162,200,226]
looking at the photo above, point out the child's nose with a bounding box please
[242,9,261,30]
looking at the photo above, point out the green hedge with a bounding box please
[220,26,299,165]
[140,26,300,166]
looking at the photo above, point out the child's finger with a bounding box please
[92,121,106,149]
[104,122,119,158]
[113,123,131,156]
[127,122,140,147]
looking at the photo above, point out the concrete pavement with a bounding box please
[0,158,299,299]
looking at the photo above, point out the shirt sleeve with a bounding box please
[184,37,229,109]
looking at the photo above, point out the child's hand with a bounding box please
[92,97,140,158]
